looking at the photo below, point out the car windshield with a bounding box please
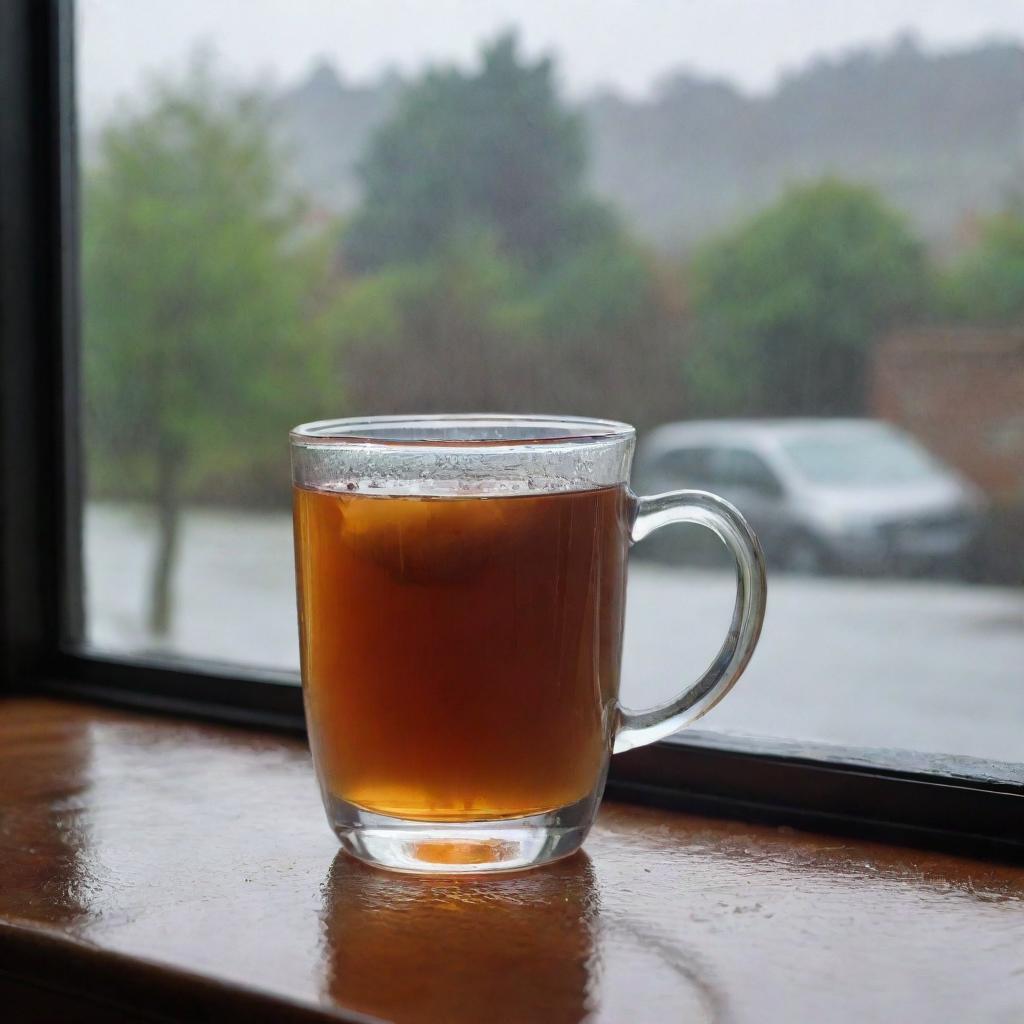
[782,428,944,487]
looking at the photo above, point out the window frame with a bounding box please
[2,0,1020,860]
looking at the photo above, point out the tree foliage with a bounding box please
[344,33,611,272]
[336,228,536,411]
[941,206,1024,324]
[333,32,684,426]
[688,179,928,416]
[84,56,338,632]
[333,226,685,430]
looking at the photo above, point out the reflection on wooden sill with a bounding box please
[1,697,1023,1024]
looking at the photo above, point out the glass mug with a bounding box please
[291,415,766,873]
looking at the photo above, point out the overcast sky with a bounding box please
[79,0,1024,116]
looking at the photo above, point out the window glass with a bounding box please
[782,425,944,487]
[651,448,711,488]
[77,1,1024,763]
[708,448,783,497]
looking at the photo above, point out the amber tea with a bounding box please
[294,484,630,822]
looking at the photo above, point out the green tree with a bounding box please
[942,206,1024,323]
[334,225,687,429]
[336,227,540,412]
[531,237,688,428]
[337,34,686,426]
[344,32,610,272]
[689,179,928,416]
[84,57,337,636]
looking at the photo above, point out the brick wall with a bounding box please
[871,327,1024,502]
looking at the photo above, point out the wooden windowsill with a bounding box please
[2,696,1022,1023]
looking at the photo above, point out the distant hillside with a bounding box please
[274,37,1024,251]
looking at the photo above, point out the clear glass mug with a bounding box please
[291,415,767,873]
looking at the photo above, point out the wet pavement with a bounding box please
[85,504,1024,763]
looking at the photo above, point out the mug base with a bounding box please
[324,792,599,875]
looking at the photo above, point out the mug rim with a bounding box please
[290,414,635,447]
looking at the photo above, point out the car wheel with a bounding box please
[781,532,829,577]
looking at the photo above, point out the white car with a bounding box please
[634,419,987,575]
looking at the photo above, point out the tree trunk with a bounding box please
[148,440,183,637]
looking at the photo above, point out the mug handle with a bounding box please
[614,490,768,754]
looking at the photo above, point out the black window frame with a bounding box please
[2,0,1021,860]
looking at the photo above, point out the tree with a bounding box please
[333,225,687,430]
[84,56,337,636]
[530,237,689,428]
[344,32,610,272]
[942,205,1024,323]
[335,227,539,412]
[688,179,928,416]
[335,33,686,426]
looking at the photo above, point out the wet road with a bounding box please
[85,504,1024,762]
